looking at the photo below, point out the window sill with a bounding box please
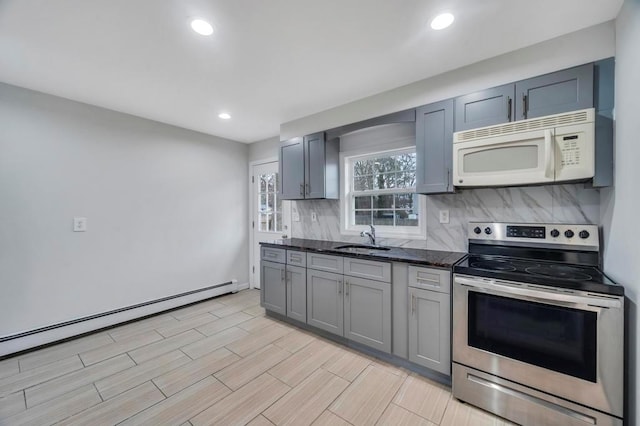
[340,228,425,240]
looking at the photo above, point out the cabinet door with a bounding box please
[408,288,451,375]
[261,261,286,315]
[307,269,344,336]
[416,99,454,194]
[344,276,391,353]
[286,265,306,323]
[304,132,326,199]
[279,137,305,200]
[516,63,594,120]
[454,84,514,132]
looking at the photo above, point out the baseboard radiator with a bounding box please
[0,281,248,358]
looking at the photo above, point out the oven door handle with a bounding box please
[455,276,622,309]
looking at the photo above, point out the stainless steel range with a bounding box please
[452,222,624,426]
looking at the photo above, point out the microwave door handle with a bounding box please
[544,129,554,179]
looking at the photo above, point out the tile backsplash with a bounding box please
[290,184,600,253]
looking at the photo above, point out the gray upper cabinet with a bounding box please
[286,265,306,323]
[261,260,286,316]
[279,132,339,200]
[454,84,514,132]
[343,276,391,353]
[279,137,305,200]
[416,99,454,194]
[515,63,594,120]
[306,269,344,336]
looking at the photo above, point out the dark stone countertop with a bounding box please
[260,238,467,270]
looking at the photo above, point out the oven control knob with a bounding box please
[473,227,482,235]
[550,229,560,238]
[564,230,575,238]
[484,227,492,235]
[579,230,590,239]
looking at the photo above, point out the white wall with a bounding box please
[601,0,640,422]
[0,83,249,336]
[280,22,615,140]
[248,136,279,162]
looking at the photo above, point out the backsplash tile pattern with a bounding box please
[290,184,600,253]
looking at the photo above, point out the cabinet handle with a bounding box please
[299,183,304,196]
[286,270,292,282]
[522,94,528,119]
[338,280,342,294]
[507,97,512,121]
[345,280,349,296]
[305,183,310,195]
[281,269,285,281]
[411,294,416,316]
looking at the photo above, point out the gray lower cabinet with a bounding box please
[261,260,286,316]
[344,276,391,353]
[416,99,454,194]
[306,269,344,336]
[408,287,451,375]
[286,265,306,322]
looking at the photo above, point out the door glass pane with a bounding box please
[463,146,539,173]
[258,171,282,233]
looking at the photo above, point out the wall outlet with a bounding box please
[311,211,318,222]
[73,217,87,232]
[439,210,450,224]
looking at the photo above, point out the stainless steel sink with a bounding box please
[332,244,391,251]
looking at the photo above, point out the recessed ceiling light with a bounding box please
[191,19,213,36]
[218,113,231,120]
[430,13,454,30]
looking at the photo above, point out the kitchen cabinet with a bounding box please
[408,287,450,375]
[261,260,286,316]
[344,275,391,353]
[279,132,339,200]
[454,63,594,132]
[307,268,344,336]
[416,99,454,194]
[286,265,306,322]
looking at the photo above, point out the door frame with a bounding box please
[249,157,290,289]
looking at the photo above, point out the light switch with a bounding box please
[73,217,87,232]
[311,211,318,222]
[439,210,450,224]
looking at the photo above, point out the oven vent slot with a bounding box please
[454,108,594,143]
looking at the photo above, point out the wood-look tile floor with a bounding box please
[0,289,515,426]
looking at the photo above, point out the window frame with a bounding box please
[340,146,426,239]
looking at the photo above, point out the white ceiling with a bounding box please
[0,1,623,143]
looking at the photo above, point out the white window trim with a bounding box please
[340,146,426,240]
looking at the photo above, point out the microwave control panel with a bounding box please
[469,222,599,250]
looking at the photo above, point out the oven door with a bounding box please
[453,128,555,187]
[452,274,624,418]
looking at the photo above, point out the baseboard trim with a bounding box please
[0,281,249,358]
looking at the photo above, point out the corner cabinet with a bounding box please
[279,132,339,200]
[416,99,455,194]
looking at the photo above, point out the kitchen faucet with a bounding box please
[360,225,376,246]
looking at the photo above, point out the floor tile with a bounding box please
[156,313,218,338]
[247,414,274,425]
[329,365,404,426]
[17,333,114,371]
[269,339,341,387]
[4,384,101,425]
[95,350,190,400]
[108,313,179,341]
[392,374,451,424]
[322,348,370,382]
[170,299,226,321]
[0,391,25,419]
[58,381,165,426]
[264,368,349,426]
[0,359,19,380]
[153,348,239,397]
[440,398,517,426]
[237,315,277,332]
[377,403,436,426]
[128,329,203,364]
[273,329,316,353]
[180,326,249,359]
[0,355,84,398]
[312,410,352,426]
[212,297,260,317]
[215,344,290,390]
[191,373,289,426]
[121,376,230,426]
[79,329,164,366]
[225,323,291,357]
[242,304,266,317]
[25,353,135,408]
[195,312,254,336]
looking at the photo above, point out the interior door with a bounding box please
[251,161,290,289]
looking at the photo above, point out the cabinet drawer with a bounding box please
[408,266,451,294]
[306,253,344,274]
[287,250,306,267]
[261,247,286,264]
[344,257,391,283]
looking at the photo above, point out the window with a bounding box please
[341,147,425,238]
[258,172,282,232]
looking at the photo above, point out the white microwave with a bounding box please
[452,108,595,187]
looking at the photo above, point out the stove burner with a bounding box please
[525,265,593,281]
[470,260,517,272]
